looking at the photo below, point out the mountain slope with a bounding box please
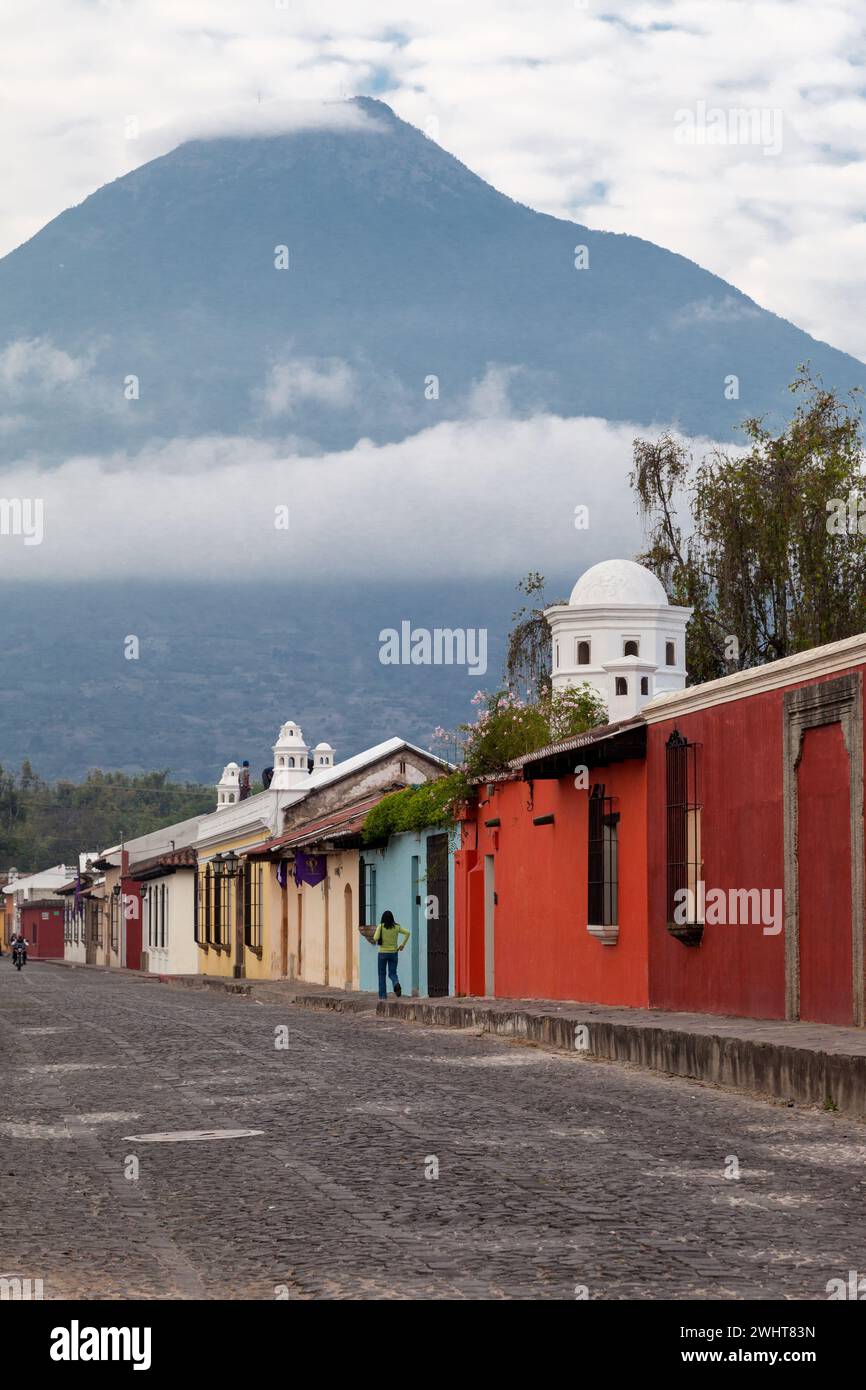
[0,96,862,458]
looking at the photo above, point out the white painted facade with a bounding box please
[2,864,74,935]
[141,870,199,976]
[546,559,692,720]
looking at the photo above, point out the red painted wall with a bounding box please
[647,665,865,1021]
[454,662,866,1023]
[454,760,649,1005]
[797,722,852,1025]
[122,872,142,969]
[21,903,65,959]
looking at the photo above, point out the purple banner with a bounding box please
[293,850,326,888]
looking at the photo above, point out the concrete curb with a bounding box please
[373,998,866,1117]
[291,992,378,1015]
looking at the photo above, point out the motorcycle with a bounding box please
[12,945,26,971]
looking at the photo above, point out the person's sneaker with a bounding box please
[394,983,402,998]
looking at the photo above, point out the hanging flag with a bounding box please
[276,860,288,889]
[293,850,326,888]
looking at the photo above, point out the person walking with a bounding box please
[373,910,410,1000]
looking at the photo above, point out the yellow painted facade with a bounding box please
[197,828,284,980]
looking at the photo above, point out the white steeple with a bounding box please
[545,559,692,720]
[312,741,335,770]
[270,720,311,789]
[216,761,241,809]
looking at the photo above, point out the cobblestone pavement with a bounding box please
[2,963,866,1300]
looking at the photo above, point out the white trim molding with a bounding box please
[643,632,866,722]
[586,922,619,947]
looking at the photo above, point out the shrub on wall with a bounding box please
[362,774,465,843]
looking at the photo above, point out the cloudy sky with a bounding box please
[1,0,863,361]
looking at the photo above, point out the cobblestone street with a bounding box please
[2,962,866,1300]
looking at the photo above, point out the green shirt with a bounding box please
[373,921,410,952]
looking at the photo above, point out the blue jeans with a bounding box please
[377,951,399,999]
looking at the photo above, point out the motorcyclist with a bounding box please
[11,932,28,961]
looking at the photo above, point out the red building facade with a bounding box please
[21,900,66,959]
[454,634,866,1027]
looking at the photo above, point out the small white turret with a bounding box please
[313,741,335,769]
[217,761,241,809]
[270,721,311,789]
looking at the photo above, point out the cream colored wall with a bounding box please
[287,851,360,989]
[243,862,284,980]
[103,866,122,968]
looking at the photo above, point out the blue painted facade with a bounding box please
[358,827,456,997]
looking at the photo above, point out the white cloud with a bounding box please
[135,97,375,160]
[0,411,727,583]
[0,338,86,388]
[256,357,359,417]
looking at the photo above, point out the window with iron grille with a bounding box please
[109,893,119,952]
[665,729,702,926]
[206,865,214,944]
[587,784,619,927]
[205,864,217,945]
[244,861,263,950]
[215,870,231,948]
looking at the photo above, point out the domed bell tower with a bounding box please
[545,559,692,720]
[269,721,311,789]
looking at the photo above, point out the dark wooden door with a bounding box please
[426,833,450,997]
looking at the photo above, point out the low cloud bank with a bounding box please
[0,412,706,584]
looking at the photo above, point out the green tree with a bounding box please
[630,368,866,684]
[504,572,566,700]
[0,767,215,873]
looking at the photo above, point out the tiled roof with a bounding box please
[507,716,646,770]
[129,846,197,879]
[244,788,399,856]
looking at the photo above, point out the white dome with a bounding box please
[569,559,668,608]
[314,742,333,752]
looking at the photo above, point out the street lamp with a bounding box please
[215,850,240,879]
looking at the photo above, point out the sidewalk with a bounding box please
[31,958,866,1117]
